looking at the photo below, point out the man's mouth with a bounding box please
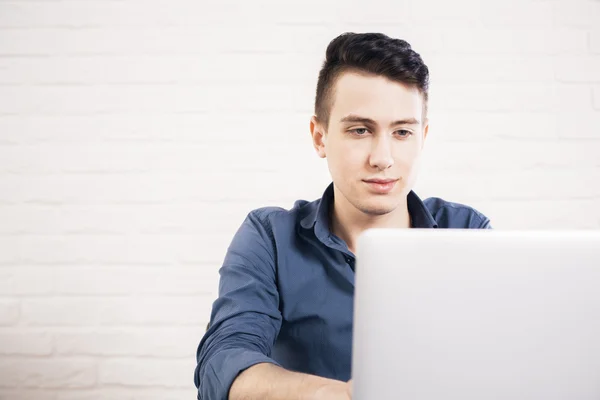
[363,178,398,184]
[362,178,399,193]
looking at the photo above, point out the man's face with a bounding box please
[311,71,428,216]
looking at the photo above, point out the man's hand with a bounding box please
[312,379,352,400]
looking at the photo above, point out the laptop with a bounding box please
[352,229,600,400]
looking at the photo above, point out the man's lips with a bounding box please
[363,178,398,193]
[363,178,398,184]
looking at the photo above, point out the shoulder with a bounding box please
[239,198,315,241]
[227,201,314,266]
[224,206,290,274]
[423,197,491,229]
[245,199,311,231]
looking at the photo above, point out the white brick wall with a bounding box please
[0,0,598,398]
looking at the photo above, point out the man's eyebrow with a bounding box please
[339,114,421,126]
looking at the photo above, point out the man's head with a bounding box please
[310,32,430,217]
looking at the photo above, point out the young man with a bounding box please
[194,32,491,400]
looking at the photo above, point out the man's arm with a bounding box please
[195,209,351,400]
[230,363,351,400]
[480,217,492,229]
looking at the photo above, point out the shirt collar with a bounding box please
[407,189,439,228]
[300,182,438,236]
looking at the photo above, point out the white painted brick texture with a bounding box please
[0,0,598,398]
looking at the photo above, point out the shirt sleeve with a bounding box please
[479,217,492,229]
[194,209,283,400]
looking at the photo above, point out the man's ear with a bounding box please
[310,115,327,158]
[421,118,429,149]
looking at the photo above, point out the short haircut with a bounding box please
[314,32,430,128]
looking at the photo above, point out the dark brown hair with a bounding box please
[314,32,430,128]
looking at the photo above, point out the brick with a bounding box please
[0,203,259,235]
[98,359,195,388]
[0,26,329,56]
[0,331,53,355]
[431,84,592,113]
[430,84,556,112]
[54,327,204,357]
[0,54,320,85]
[52,266,219,296]
[479,2,554,27]
[433,28,588,55]
[592,31,600,54]
[0,1,199,28]
[0,0,337,28]
[0,84,313,115]
[0,172,325,206]
[0,389,56,400]
[336,0,411,24]
[0,359,96,389]
[21,296,212,326]
[0,113,311,145]
[241,0,339,26]
[557,112,600,139]
[55,388,194,400]
[427,55,555,84]
[409,0,482,26]
[429,111,558,141]
[0,265,54,296]
[0,234,233,265]
[0,206,67,235]
[467,199,600,230]
[594,87,600,110]
[0,265,217,295]
[415,167,600,202]
[412,2,556,29]
[0,301,19,326]
[20,298,101,326]
[0,142,316,176]
[555,56,600,83]
[554,85,594,111]
[97,296,212,326]
[553,1,600,27]
[422,140,600,172]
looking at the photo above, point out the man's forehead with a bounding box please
[330,72,424,115]
[333,71,420,95]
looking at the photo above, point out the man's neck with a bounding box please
[329,186,411,255]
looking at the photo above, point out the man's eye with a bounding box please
[395,130,412,137]
[350,128,369,135]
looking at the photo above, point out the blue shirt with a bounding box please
[194,183,491,400]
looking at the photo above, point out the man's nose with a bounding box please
[368,137,394,170]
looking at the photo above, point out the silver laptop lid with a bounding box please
[352,229,600,400]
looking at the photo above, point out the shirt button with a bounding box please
[345,257,352,263]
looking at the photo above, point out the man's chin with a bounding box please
[361,207,394,216]
[355,199,398,216]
